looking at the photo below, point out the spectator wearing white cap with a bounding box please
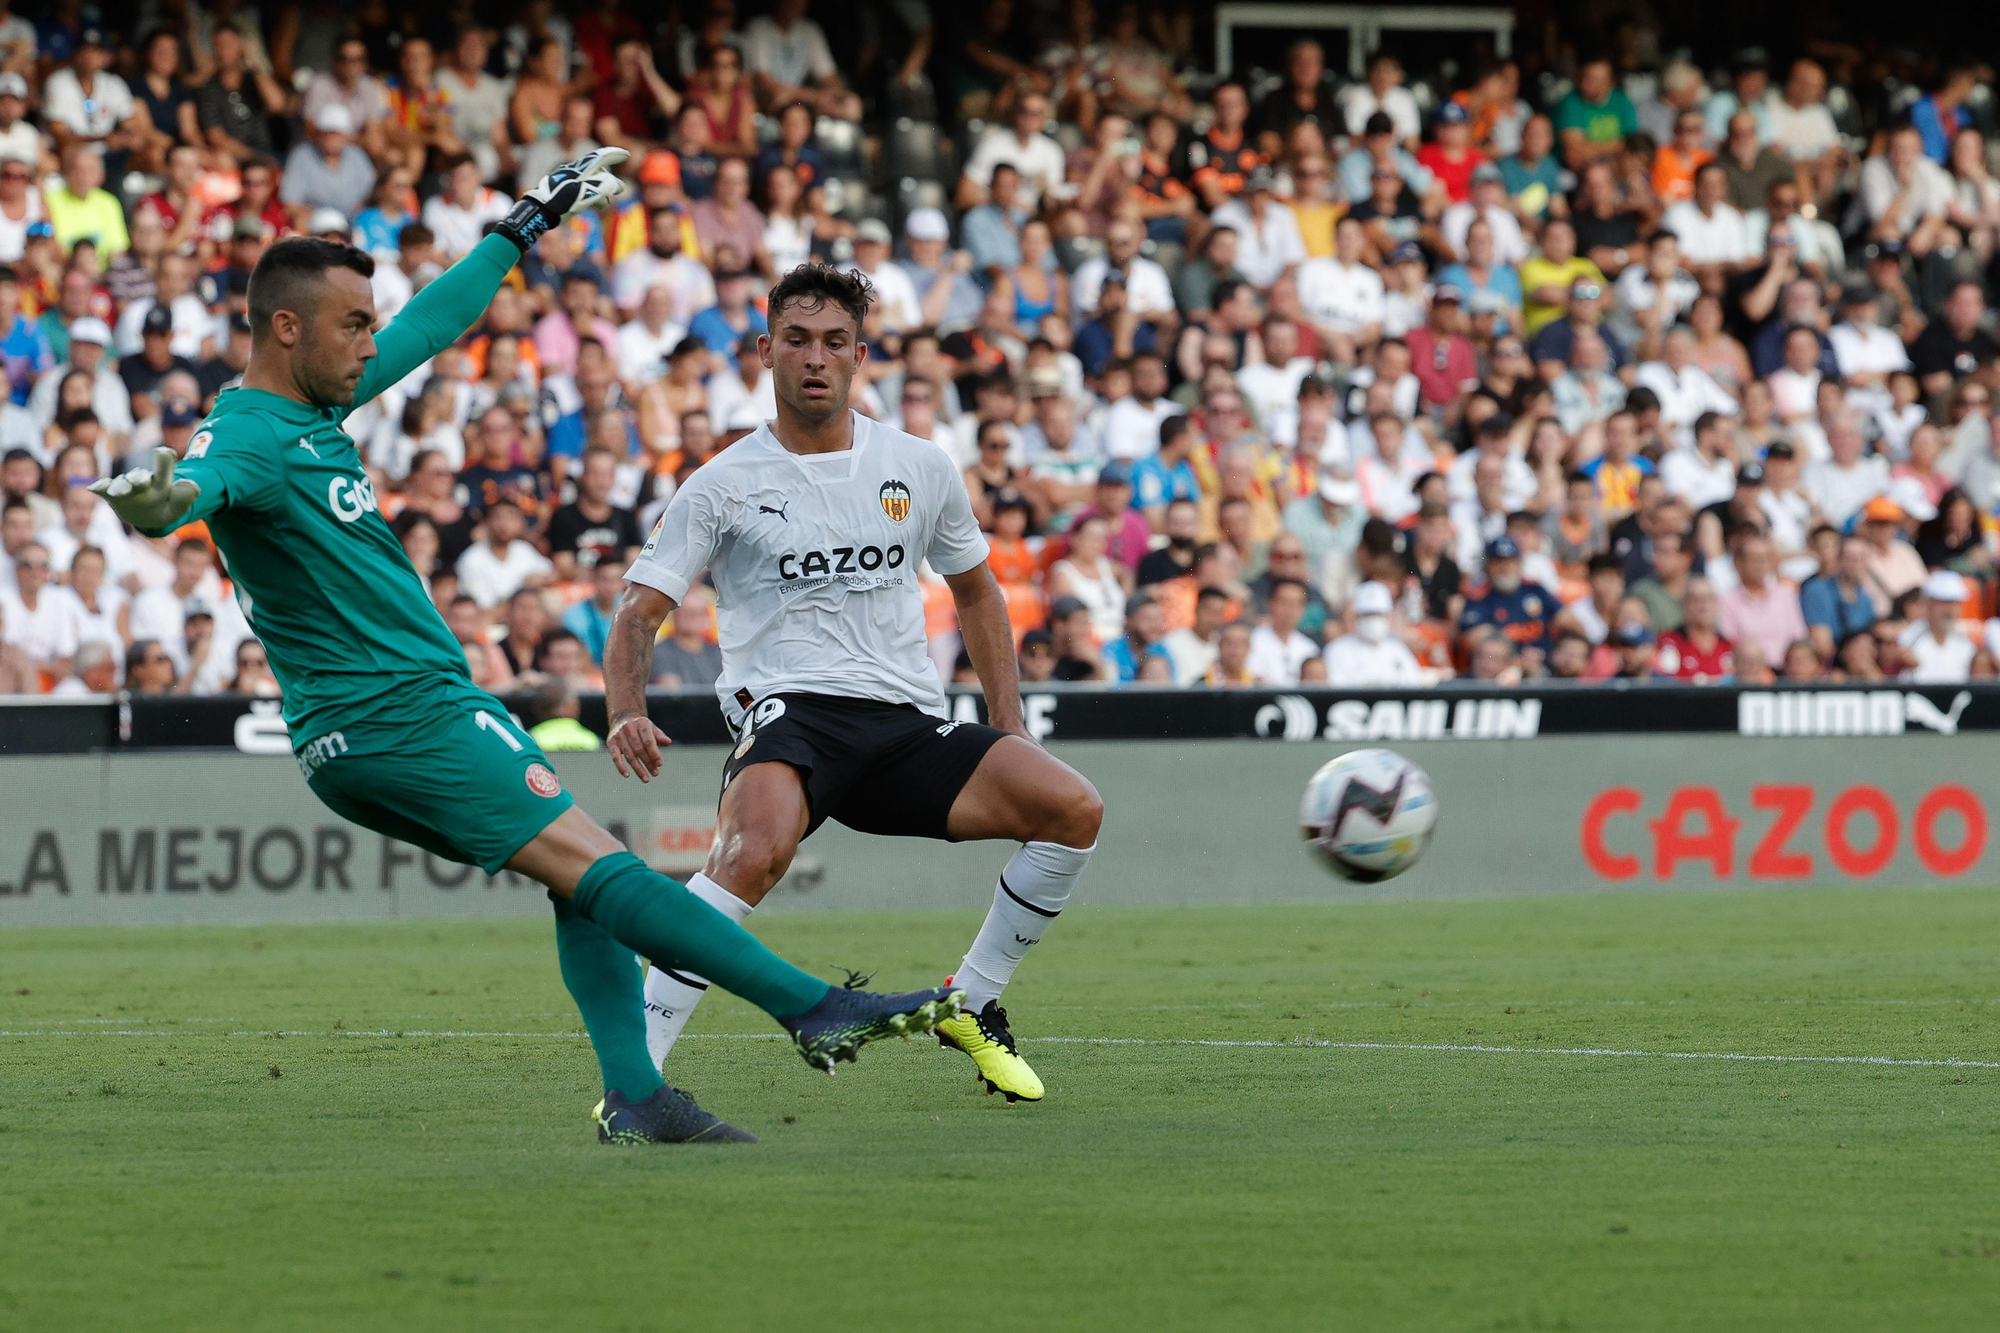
[896,207,983,330]
[1902,569,1976,683]
[28,316,132,439]
[281,102,379,227]
[1323,580,1423,685]
[1282,471,1367,597]
[840,218,922,333]
[41,27,137,155]
[0,73,39,166]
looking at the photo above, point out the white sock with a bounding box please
[642,872,752,1072]
[955,841,1093,1012]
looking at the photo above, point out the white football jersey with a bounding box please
[625,412,990,723]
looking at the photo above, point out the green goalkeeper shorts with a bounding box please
[298,678,576,874]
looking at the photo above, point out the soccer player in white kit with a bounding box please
[605,264,1103,1118]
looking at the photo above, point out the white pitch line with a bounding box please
[1034,1037,2000,1069]
[0,1027,1993,1069]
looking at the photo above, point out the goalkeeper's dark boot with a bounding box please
[593,1085,759,1144]
[778,976,966,1073]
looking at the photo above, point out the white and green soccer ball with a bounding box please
[1299,748,1438,882]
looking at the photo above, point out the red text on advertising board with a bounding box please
[1579,785,1986,881]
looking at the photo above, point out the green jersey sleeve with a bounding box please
[143,414,286,536]
[345,233,522,418]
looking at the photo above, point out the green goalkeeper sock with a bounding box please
[550,893,663,1101]
[572,852,830,1019]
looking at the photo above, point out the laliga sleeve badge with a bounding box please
[186,430,213,459]
[525,762,563,797]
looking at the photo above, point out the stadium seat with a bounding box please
[814,116,865,177]
[893,178,951,234]
[822,175,881,221]
[886,117,948,184]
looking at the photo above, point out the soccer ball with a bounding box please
[1299,749,1439,882]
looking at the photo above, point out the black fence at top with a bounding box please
[1,682,1996,755]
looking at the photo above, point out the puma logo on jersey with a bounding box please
[776,545,906,580]
[297,437,320,458]
[327,474,379,523]
[759,501,790,522]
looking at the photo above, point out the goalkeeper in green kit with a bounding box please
[91,149,962,1145]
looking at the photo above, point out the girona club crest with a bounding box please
[524,763,562,798]
[878,479,912,523]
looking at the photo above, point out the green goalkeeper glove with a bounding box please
[90,446,200,532]
[495,147,632,254]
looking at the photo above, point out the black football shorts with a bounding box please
[718,692,1010,840]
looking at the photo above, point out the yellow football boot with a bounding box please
[936,1000,1044,1103]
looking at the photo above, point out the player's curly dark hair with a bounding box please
[768,262,873,332]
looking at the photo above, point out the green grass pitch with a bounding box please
[3,887,1999,1331]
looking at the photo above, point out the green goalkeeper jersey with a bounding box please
[150,234,521,740]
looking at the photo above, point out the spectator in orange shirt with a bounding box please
[1651,109,1714,206]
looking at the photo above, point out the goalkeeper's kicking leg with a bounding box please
[511,805,963,1142]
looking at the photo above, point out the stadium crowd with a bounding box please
[4,2,2000,701]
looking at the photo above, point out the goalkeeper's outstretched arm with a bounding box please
[345,148,631,414]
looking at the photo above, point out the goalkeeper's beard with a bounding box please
[292,327,364,408]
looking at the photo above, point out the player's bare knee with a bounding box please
[710,831,795,899]
[1042,773,1103,847]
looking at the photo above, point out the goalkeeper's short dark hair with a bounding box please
[248,238,376,341]
[768,262,872,332]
